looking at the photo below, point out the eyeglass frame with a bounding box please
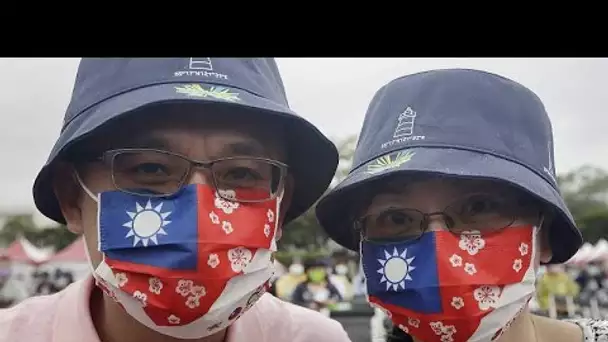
[352,192,543,243]
[86,148,289,203]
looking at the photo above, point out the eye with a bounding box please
[132,163,169,176]
[376,209,415,227]
[111,150,189,185]
[460,195,502,217]
[221,167,262,182]
[361,208,422,241]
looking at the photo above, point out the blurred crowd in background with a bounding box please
[0,132,606,342]
[2,234,608,342]
[3,237,608,320]
[265,247,608,340]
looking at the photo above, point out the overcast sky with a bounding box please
[1,58,606,226]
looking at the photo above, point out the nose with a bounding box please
[426,215,450,233]
[187,169,212,185]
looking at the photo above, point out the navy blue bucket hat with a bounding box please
[33,58,338,225]
[316,68,582,264]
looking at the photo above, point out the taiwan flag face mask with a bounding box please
[79,181,282,340]
[361,225,538,342]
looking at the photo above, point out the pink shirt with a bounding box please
[0,276,352,342]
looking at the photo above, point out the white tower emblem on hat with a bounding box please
[189,58,213,71]
[393,107,417,138]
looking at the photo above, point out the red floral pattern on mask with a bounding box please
[99,185,279,327]
[368,226,535,342]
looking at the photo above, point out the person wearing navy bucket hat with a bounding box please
[0,58,351,342]
[316,69,608,342]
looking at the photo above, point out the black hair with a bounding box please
[303,258,328,271]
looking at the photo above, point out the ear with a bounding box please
[275,174,295,241]
[52,162,85,234]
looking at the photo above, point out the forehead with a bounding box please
[80,103,285,159]
[385,175,515,192]
[368,174,524,203]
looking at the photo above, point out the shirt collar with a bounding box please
[50,274,265,342]
[52,275,101,342]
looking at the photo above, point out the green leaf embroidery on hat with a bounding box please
[175,84,241,102]
[366,150,415,175]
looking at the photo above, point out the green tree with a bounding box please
[0,214,78,251]
[279,135,358,251]
[0,214,38,247]
[558,165,608,243]
[34,225,78,251]
[332,135,358,186]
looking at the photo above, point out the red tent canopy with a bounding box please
[46,237,87,263]
[2,238,37,264]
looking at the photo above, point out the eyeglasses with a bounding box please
[354,193,537,243]
[97,148,288,203]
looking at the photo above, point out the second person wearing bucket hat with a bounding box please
[0,58,352,342]
[316,69,608,341]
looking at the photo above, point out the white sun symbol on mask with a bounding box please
[123,200,172,247]
[377,247,416,291]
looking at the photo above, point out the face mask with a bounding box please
[55,276,70,288]
[588,266,601,276]
[335,264,349,276]
[308,268,327,283]
[80,179,282,339]
[547,265,563,273]
[361,225,537,342]
[289,263,304,276]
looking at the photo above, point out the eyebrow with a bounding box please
[213,141,269,159]
[119,135,271,159]
[119,135,174,151]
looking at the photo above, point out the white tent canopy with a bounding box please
[567,242,595,265]
[0,237,54,302]
[566,240,608,265]
[588,239,608,262]
[37,237,90,282]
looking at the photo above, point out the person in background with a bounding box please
[315,69,608,341]
[274,262,307,300]
[0,262,15,308]
[292,259,343,312]
[351,263,368,297]
[577,260,607,293]
[536,264,580,318]
[267,278,279,297]
[329,263,354,301]
[0,58,351,342]
[52,269,75,292]
[577,260,608,318]
[33,271,57,295]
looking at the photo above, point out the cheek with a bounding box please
[533,239,542,270]
[78,167,115,268]
[81,196,102,268]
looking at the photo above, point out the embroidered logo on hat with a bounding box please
[174,84,241,102]
[316,68,583,264]
[174,57,229,80]
[381,106,426,149]
[366,150,416,175]
[34,57,339,235]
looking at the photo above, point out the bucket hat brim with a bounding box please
[316,146,582,264]
[34,82,338,226]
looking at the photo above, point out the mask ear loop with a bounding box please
[72,170,99,203]
[271,188,286,244]
[355,221,373,304]
[72,170,107,269]
[535,214,545,235]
